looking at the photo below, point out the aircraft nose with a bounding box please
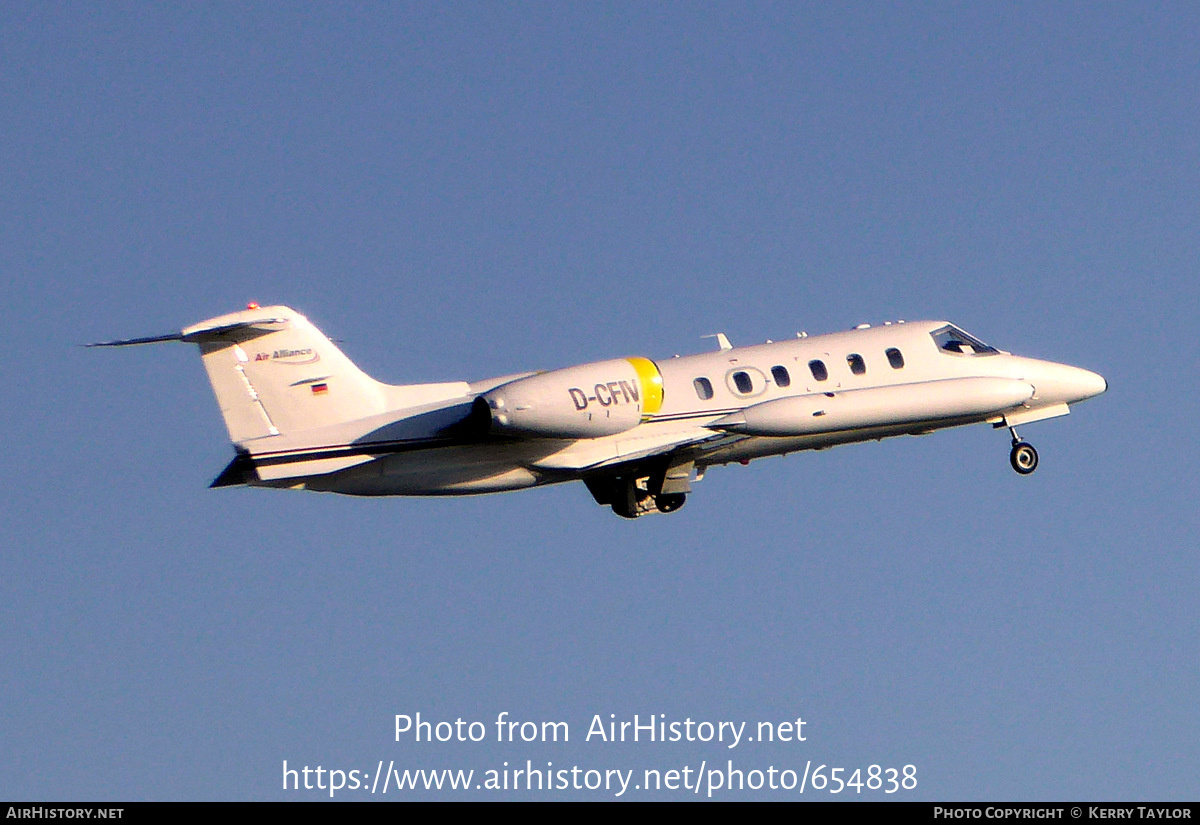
[1023,360,1107,405]
[1057,365,1108,403]
[1082,368,1107,399]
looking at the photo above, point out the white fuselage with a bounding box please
[294,320,1105,497]
[93,306,1107,514]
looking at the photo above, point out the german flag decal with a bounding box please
[311,383,329,395]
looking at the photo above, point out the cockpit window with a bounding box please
[931,325,998,356]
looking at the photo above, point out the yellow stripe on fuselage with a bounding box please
[626,356,664,415]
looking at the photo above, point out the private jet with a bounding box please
[92,305,1106,518]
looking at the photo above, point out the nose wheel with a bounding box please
[1008,429,1039,475]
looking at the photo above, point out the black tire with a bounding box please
[1010,441,1039,475]
[654,493,687,513]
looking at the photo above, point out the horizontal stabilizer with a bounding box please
[210,451,258,488]
[87,332,184,347]
[88,316,291,348]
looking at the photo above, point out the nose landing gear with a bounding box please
[1008,428,1039,475]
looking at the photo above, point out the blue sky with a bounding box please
[2,2,1197,800]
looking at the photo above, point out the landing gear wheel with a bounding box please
[1010,441,1039,475]
[654,493,687,513]
[611,477,657,518]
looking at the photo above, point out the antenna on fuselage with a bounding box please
[702,333,733,351]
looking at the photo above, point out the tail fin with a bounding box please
[180,305,388,445]
[92,303,474,480]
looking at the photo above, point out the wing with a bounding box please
[525,426,735,474]
[520,424,745,518]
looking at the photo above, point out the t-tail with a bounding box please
[90,305,472,487]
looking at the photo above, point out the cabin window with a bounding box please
[847,353,866,375]
[724,367,767,397]
[886,347,905,369]
[809,360,828,381]
[771,365,791,388]
[694,377,714,400]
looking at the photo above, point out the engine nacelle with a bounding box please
[479,357,663,438]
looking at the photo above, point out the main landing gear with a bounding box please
[607,480,687,519]
[654,492,687,514]
[584,472,690,519]
[1008,427,1039,475]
